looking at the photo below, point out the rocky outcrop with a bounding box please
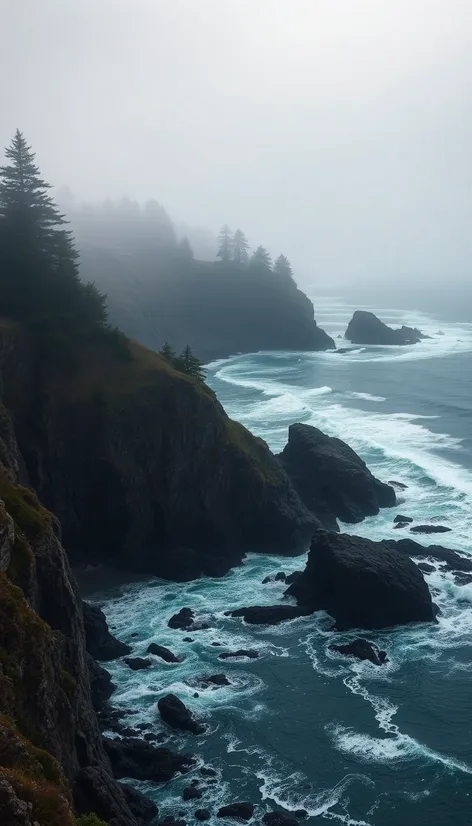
[103,736,194,782]
[0,326,316,580]
[384,538,472,574]
[0,403,138,825]
[345,311,427,346]
[217,803,254,821]
[329,638,388,665]
[410,524,451,534]
[278,423,395,531]
[83,601,131,660]
[219,650,259,660]
[287,530,435,630]
[158,694,206,735]
[147,643,182,662]
[228,605,311,624]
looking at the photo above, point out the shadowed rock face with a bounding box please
[278,423,396,531]
[0,326,316,582]
[345,310,427,345]
[287,530,435,630]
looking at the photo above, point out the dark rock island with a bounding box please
[278,423,396,531]
[345,310,428,346]
[287,530,435,630]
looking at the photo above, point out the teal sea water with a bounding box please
[96,298,472,826]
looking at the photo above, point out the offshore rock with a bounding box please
[345,311,428,345]
[287,530,435,630]
[278,423,395,530]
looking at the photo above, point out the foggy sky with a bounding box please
[1,0,471,286]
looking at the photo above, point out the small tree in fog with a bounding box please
[232,229,249,265]
[273,254,294,281]
[217,224,233,261]
[250,245,272,270]
[177,236,194,261]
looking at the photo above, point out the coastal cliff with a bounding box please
[0,403,139,826]
[0,322,316,580]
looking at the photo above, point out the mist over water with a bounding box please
[94,296,472,826]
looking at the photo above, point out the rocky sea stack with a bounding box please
[278,423,396,530]
[287,530,436,629]
[345,310,427,345]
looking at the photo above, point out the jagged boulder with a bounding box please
[147,642,182,662]
[82,601,131,660]
[287,530,435,630]
[103,736,194,781]
[158,694,206,734]
[329,638,388,665]
[345,311,427,345]
[278,423,395,530]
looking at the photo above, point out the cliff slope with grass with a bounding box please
[0,322,316,580]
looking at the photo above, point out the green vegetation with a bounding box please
[76,815,108,826]
[0,466,51,539]
[159,341,206,380]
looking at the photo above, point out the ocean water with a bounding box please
[96,298,472,826]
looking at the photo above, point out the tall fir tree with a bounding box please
[0,130,107,337]
[250,245,272,269]
[177,236,194,261]
[217,224,233,261]
[232,229,249,265]
[273,254,294,281]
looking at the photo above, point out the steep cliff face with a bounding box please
[0,324,316,580]
[0,402,138,826]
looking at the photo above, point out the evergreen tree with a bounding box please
[217,224,233,261]
[177,236,194,261]
[0,130,108,339]
[232,229,249,265]
[159,341,176,363]
[273,254,294,281]
[250,245,272,269]
[174,344,206,380]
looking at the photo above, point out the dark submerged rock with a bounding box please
[410,524,451,534]
[278,423,395,531]
[217,803,254,821]
[418,562,436,574]
[384,537,472,573]
[196,810,212,822]
[103,736,194,782]
[263,813,299,826]
[394,514,413,524]
[197,673,231,687]
[393,522,409,530]
[345,310,427,345]
[158,693,206,734]
[124,656,152,670]
[228,605,310,624]
[182,785,203,801]
[82,600,131,660]
[219,649,259,660]
[287,530,435,630]
[329,638,388,665]
[388,480,408,490]
[168,607,195,630]
[147,642,182,662]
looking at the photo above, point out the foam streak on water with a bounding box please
[98,299,472,826]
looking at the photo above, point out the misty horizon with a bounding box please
[1,0,471,288]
